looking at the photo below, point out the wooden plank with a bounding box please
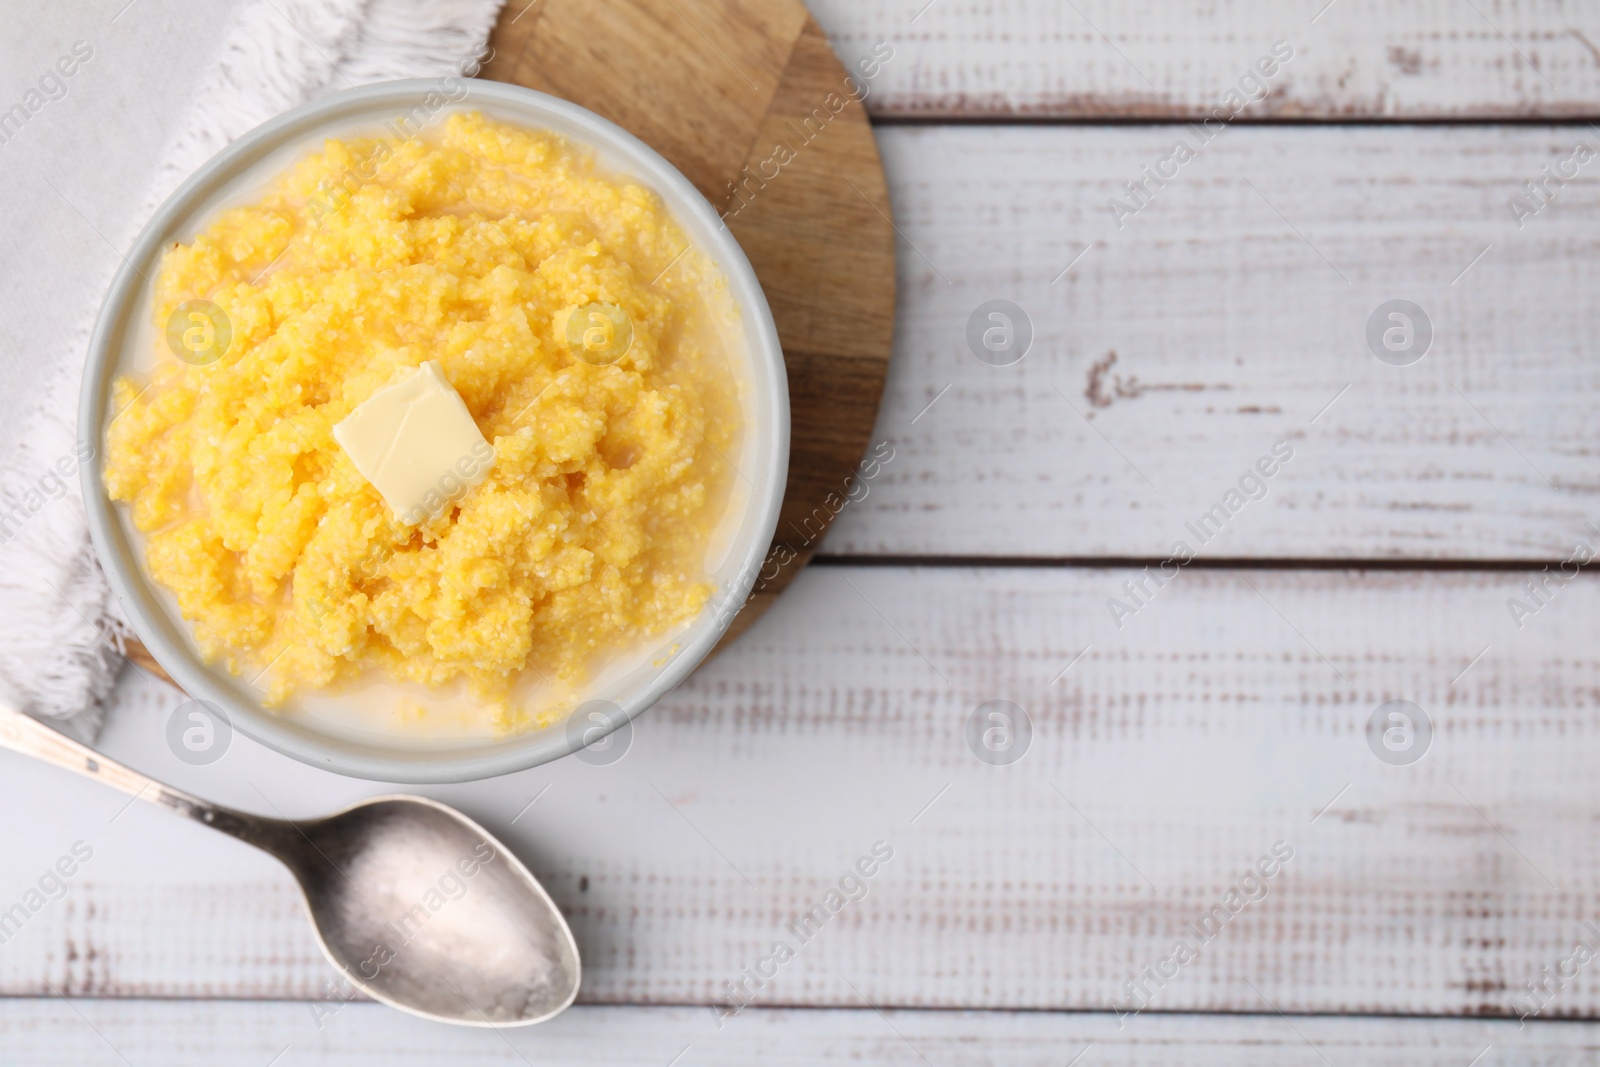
[822,124,1600,560]
[0,999,1589,1065]
[7,565,1600,1017]
[808,0,1600,119]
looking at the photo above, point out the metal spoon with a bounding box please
[0,703,580,1027]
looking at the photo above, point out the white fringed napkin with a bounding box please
[0,0,505,740]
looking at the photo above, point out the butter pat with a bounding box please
[333,361,495,525]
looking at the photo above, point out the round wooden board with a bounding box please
[483,0,897,649]
[124,2,895,685]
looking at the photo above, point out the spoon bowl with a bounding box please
[292,796,580,1026]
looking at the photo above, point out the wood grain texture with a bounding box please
[808,0,1600,119]
[482,0,896,643]
[0,1000,1587,1065]
[13,565,1600,1017]
[823,124,1600,561]
[48,1,1600,1042]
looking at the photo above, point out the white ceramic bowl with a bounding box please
[79,80,788,783]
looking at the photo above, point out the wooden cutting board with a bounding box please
[125,0,896,681]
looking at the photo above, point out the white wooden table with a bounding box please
[9,1,1600,1062]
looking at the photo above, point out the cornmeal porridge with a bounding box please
[104,111,741,734]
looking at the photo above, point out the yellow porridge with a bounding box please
[104,111,740,733]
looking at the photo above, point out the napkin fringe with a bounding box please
[0,381,128,742]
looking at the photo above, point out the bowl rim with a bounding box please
[79,78,789,783]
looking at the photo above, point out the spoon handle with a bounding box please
[0,703,290,854]
[0,702,193,803]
